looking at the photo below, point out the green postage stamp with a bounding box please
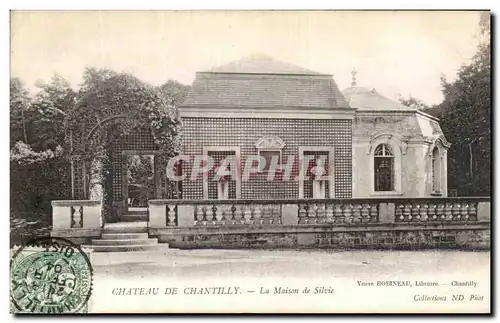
[10,237,93,314]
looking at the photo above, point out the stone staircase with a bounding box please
[83,209,170,252]
[121,207,149,222]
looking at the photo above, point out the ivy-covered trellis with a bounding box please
[65,68,182,222]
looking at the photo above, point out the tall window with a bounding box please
[432,147,440,193]
[374,144,394,191]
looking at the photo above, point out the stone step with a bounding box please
[102,222,148,233]
[101,233,149,240]
[82,243,169,253]
[92,238,158,246]
[121,213,149,222]
[127,207,148,215]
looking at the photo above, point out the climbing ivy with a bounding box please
[65,68,182,220]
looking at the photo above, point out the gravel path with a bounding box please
[91,249,490,279]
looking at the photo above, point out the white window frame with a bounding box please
[202,146,241,200]
[373,144,396,192]
[298,146,335,198]
[428,140,448,196]
[367,134,403,196]
[255,135,286,173]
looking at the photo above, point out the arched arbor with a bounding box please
[65,71,181,222]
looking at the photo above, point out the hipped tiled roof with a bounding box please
[203,54,329,76]
[343,86,412,111]
[182,55,349,109]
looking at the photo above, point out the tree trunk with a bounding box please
[21,108,28,144]
[469,142,474,181]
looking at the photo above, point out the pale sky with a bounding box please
[10,10,484,105]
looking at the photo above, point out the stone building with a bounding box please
[178,55,450,200]
[344,70,451,198]
[53,56,490,252]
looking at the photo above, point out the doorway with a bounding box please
[121,151,161,214]
[298,147,335,198]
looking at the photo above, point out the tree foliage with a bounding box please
[10,68,185,237]
[438,12,491,196]
[10,78,31,146]
[70,68,182,157]
[398,96,430,110]
[157,79,190,107]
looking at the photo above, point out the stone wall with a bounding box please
[148,198,490,250]
[181,118,353,199]
[151,224,490,250]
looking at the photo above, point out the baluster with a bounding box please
[75,206,83,228]
[201,205,208,226]
[351,204,361,223]
[194,205,201,226]
[369,204,378,222]
[419,203,428,222]
[253,204,263,225]
[167,205,177,226]
[70,206,76,227]
[78,205,83,228]
[298,203,308,224]
[307,203,318,224]
[452,203,461,221]
[233,205,243,224]
[395,204,404,222]
[444,203,453,221]
[256,205,273,224]
[246,204,254,225]
[411,204,420,221]
[270,205,282,224]
[428,204,437,221]
[436,204,445,220]
[269,205,278,224]
[210,205,218,226]
[324,203,334,224]
[460,203,469,221]
[229,204,237,225]
[468,202,477,221]
[242,205,252,224]
[343,204,353,224]
[219,205,228,225]
[316,203,327,224]
[403,204,411,222]
[334,204,343,223]
[272,205,282,224]
[360,204,369,223]
[71,206,83,228]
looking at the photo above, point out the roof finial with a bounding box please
[351,68,357,87]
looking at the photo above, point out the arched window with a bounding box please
[431,147,440,193]
[374,144,394,191]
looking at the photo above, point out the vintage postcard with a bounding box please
[9,10,491,314]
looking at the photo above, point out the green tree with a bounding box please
[439,12,490,196]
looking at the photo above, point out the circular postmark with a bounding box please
[10,237,93,314]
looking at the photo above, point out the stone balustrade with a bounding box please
[193,204,282,226]
[149,200,284,228]
[297,202,378,224]
[52,200,102,230]
[148,197,490,228]
[394,198,485,223]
